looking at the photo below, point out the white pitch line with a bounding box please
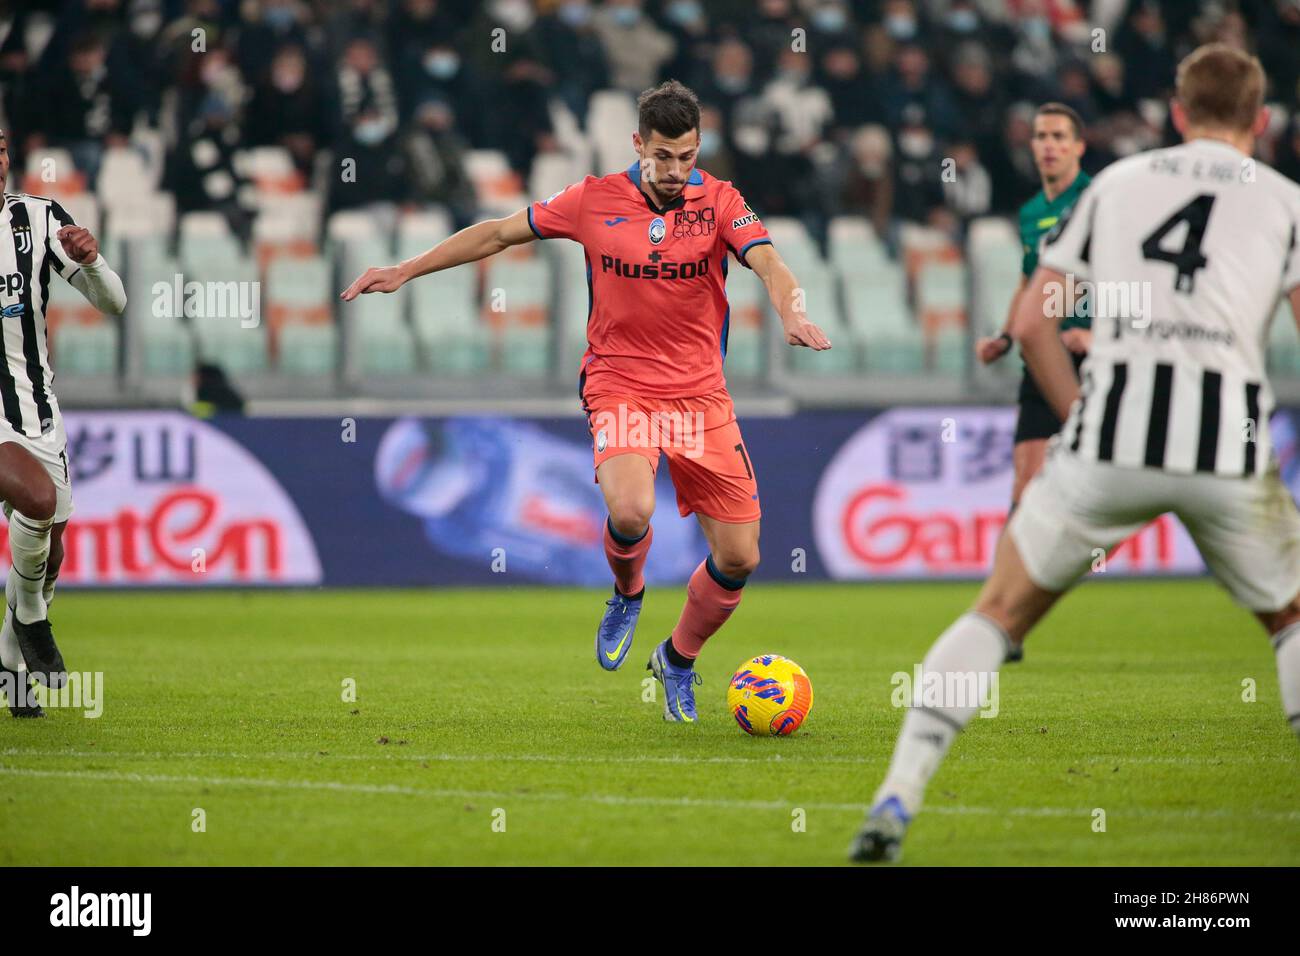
[1,747,1293,767]
[1,766,1297,823]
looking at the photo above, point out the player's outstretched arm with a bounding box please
[746,243,831,350]
[58,225,127,314]
[1011,265,1081,421]
[339,208,536,301]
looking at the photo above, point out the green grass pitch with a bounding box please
[2,580,1296,866]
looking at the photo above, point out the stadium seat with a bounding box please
[724,321,764,379]
[931,324,968,373]
[128,253,196,377]
[277,322,339,376]
[46,271,119,376]
[484,252,552,328]
[410,260,487,374]
[397,208,453,248]
[96,147,156,202]
[265,254,336,371]
[54,193,100,236]
[828,216,889,273]
[498,323,552,377]
[53,320,118,376]
[763,217,819,274]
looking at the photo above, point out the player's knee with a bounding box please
[1258,594,1300,636]
[607,496,653,539]
[19,482,57,523]
[713,546,759,581]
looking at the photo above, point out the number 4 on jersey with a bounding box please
[1141,193,1216,294]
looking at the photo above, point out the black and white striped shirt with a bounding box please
[0,193,96,440]
[1042,139,1300,478]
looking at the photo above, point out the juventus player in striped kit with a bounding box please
[852,44,1300,862]
[0,129,126,717]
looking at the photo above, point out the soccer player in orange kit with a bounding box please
[342,81,830,722]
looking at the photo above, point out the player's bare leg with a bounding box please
[1010,439,1048,508]
[593,453,656,670]
[0,442,64,691]
[1255,593,1300,741]
[850,532,1063,861]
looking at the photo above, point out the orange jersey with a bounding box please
[528,163,773,401]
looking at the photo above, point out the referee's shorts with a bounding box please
[1014,350,1086,445]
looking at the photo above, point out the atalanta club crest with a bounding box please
[648,217,665,245]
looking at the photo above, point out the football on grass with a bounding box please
[727,655,813,736]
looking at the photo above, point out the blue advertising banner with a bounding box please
[6,407,1298,588]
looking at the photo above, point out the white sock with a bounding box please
[8,509,52,625]
[1273,622,1300,739]
[874,612,1012,816]
[0,581,22,671]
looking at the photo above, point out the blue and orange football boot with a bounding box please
[647,639,702,722]
[595,588,642,671]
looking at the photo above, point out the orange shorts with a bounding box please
[583,387,761,523]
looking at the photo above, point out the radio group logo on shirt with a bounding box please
[673,206,715,238]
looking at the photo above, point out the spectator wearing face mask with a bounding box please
[398,39,489,148]
[245,43,328,174]
[533,0,611,121]
[388,0,459,65]
[807,1,853,44]
[658,0,714,89]
[26,32,132,184]
[328,35,405,212]
[761,47,833,156]
[838,123,896,247]
[693,37,758,134]
[235,0,313,89]
[115,0,168,127]
[591,0,675,94]
[401,96,477,229]
[949,43,1003,162]
[460,0,555,176]
[164,45,255,237]
[940,139,992,226]
[819,43,883,139]
[696,104,736,183]
[878,43,959,142]
[891,103,945,226]
[742,0,799,86]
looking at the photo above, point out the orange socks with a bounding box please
[670,556,746,659]
[604,518,652,597]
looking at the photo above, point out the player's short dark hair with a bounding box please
[1176,43,1264,132]
[637,80,701,141]
[1034,102,1085,140]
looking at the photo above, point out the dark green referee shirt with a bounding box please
[1019,169,1091,331]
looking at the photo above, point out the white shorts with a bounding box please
[0,415,73,523]
[1009,446,1300,613]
